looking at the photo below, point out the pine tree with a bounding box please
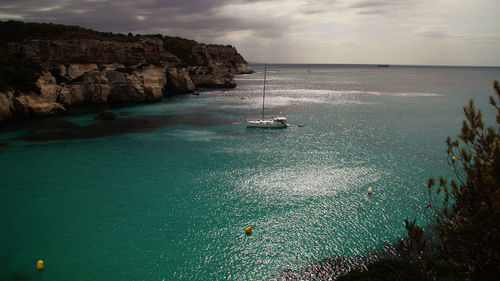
[426,80,500,280]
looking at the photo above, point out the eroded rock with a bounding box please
[94,109,117,120]
[167,68,195,93]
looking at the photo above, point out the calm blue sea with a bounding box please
[1,64,499,280]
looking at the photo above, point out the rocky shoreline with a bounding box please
[0,22,253,122]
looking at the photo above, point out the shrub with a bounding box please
[425,81,500,280]
[0,20,136,45]
[0,51,41,93]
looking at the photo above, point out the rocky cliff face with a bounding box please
[186,44,253,88]
[0,24,252,122]
[7,37,178,66]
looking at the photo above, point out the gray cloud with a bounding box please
[0,0,284,41]
[349,0,414,15]
[415,30,451,39]
[350,1,389,9]
[415,29,500,43]
[297,0,341,15]
[357,9,388,15]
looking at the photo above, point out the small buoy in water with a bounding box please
[36,260,44,271]
[245,226,253,234]
[452,156,456,162]
[368,187,373,195]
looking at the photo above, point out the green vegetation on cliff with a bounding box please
[0,51,40,93]
[0,21,223,67]
[0,20,208,64]
[161,35,199,66]
[0,20,134,45]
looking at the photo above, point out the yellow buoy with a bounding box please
[245,226,253,234]
[452,156,456,162]
[36,260,44,271]
[368,187,373,195]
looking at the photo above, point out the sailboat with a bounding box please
[245,64,288,128]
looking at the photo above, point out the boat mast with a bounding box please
[262,63,267,119]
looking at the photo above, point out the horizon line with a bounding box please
[247,62,500,68]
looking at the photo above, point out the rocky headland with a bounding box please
[0,21,253,122]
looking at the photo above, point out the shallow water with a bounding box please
[1,64,499,280]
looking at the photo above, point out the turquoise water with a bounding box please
[1,64,499,280]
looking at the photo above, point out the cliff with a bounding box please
[0,21,253,122]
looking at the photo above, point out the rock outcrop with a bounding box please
[0,21,253,122]
[12,91,66,118]
[0,91,15,121]
[167,68,195,94]
[94,109,116,120]
[6,37,178,66]
[187,44,253,88]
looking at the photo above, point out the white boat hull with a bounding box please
[246,117,288,128]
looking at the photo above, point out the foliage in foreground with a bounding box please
[339,81,500,281]
[337,259,426,281]
[424,80,500,280]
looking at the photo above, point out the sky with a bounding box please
[1,0,499,66]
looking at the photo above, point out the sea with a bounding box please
[1,64,499,280]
